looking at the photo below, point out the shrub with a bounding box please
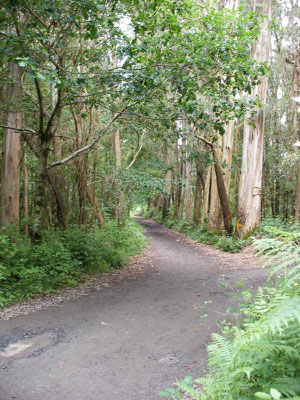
[160,226,300,399]
[0,219,147,307]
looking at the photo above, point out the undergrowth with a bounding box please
[159,224,300,400]
[0,219,147,307]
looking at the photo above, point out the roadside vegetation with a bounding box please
[0,220,147,307]
[0,0,299,396]
[159,224,300,400]
[143,209,298,254]
[143,207,247,253]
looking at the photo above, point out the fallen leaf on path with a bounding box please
[101,321,112,325]
[193,325,202,328]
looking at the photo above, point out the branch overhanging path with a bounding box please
[48,107,132,170]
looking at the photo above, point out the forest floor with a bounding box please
[0,219,268,400]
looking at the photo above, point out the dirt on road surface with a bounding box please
[0,219,267,400]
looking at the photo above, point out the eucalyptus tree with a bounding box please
[0,0,277,237]
[236,0,272,238]
[131,1,267,233]
[249,0,299,224]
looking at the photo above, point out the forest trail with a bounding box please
[0,219,267,400]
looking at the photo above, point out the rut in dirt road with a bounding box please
[0,219,267,400]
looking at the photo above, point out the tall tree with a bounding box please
[236,0,272,238]
[1,61,22,227]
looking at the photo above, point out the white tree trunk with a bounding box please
[201,165,211,224]
[222,119,234,197]
[237,0,271,238]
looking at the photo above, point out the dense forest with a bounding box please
[0,0,298,238]
[0,0,299,399]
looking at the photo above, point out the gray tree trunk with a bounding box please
[1,62,22,227]
[237,0,272,238]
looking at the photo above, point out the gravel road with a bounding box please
[0,219,267,400]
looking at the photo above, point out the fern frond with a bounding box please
[207,333,233,370]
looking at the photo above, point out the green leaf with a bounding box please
[270,388,281,400]
[255,392,272,399]
[36,73,46,80]
[183,376,194,385]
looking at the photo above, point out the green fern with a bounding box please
[253,227,300,287]
[161,226,300,400]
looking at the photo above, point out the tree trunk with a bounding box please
[208,135,222,232]
[292,52,300,223]
[212,146,234,235]
[86,184,105,227]
[295,163,300,224]
[221,0,237,201]
[162,148,172,220]
[185,157,192,221]
[193,161,203,225]
[113,128,125,225]
[50,84,67,228]
[178,152,186,221]
[23,144,29,236]
[173,141,180,219]
[208,167,222,232]
[233,125,240,206]
[1,62,22,227]
[223,120,234,197]
[201,165,211,223]
[199,136,234,234]
[236,0,271,238]
[72,111,104,227]
[33,141,50,237]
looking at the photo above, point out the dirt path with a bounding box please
[0,219,267,400]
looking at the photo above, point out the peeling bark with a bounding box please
[237,0,271,238]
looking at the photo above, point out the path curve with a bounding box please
[0,219,267,400]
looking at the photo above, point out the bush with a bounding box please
[0,219,147,307]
